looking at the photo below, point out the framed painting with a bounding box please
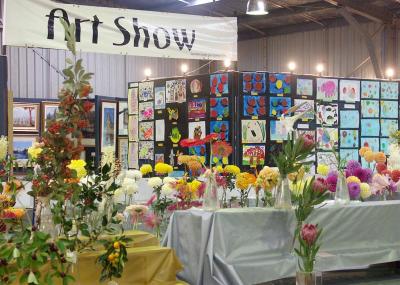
[41,101,59,131]
[100,101,117,152]
[118,101,128,136]
[13,135,38,167]
[118,137,129,170]
[13,103,40,132]
[82,101,96,146]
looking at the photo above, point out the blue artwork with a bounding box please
[381,82,399,99]
[269,97,292,117]
[380,138,391,154]
[13,141,33,160]
[269,73,291,94]
[210,73,229,96]
[361,100,379,118]
[210,121,229,141]
[103,107,116,147]
[360,137,379,151]
[243,96,267,117]
[340,149,359,163]
[380,100,398,118]
[270,120,289,141]
[380,119,398,137]
[339,110,359,128]
[361,81,380,99]
[189,145,207,164]
[210,97,229,120]
[340,129,359,148]
[361,119,379,137]
[243,72,266,94]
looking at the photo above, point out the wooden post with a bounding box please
[0,55,8,137]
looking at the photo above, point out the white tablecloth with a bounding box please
[163,201,400,285]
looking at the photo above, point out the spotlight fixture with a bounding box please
[144,68,152,79]
[181,63,189,75]
[224,58,232,70]
[288,61,296,72]
[386,67,395,80]
[316,63,324,74]
[246,0,269,15]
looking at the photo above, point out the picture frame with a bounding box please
[82,100,96,147]
[100,101,117,153]
[118,101,128,136]
[13,102,40,132]
[13,135,38,167]
[41,101,59,131]
[118,137,129,170]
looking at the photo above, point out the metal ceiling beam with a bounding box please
[323,0,393,24]
[339,7,383,78]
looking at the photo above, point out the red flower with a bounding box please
[381,169,392,177]
[284,75,291,84]
[245,82,252,92]
[203,133,219,143]
[77,120,88,128]
[300,134,315,151]
[210,110,218,118]
[312,178,327,193]
[255,73,262,82]
[218,83,224,94]
[376,163,387,174]
[221,98,229,106]
[212,141,233,157]
[391,170,400,182]
[269,74,277,82]
[48,122,61,134]
[254,82,262,91]
[83,100,94,113]
[180,138,204,148]
[220,74,227,84]
[212,77,218,87]
[210,86,216,95]
[301,224,318,246]
[210,98,217,107]
[243,74,251,82]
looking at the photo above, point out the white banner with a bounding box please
[3,0,237,60]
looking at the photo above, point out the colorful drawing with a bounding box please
[360,137,379,151]
[169,127,182,144]
[340,149,359,163]
[270,120,289,141]
[339,110,359,128]
[269,73,291,94]
[361,81,379,99]
[270,97,291,117]
[243,72,266,94]
[167,107,179,121]
[380,119,398,137]
[340,129,359,148]
[13,103,40,132]
[118,101,128,136]
[297,78,313,96]
[188,99,207,120]
[101,102,117,151]
[128,142,139,169]
[317,78,338,101]
[139,122,154,141]
[243,96,266,117]
[380,138,390,154]
[155,119,165,141]
[361,100,379,118]
[294,99,314,120]
[242,120,266,143]
[154,87,166,109]
[210,73,229,95]
[166,79,186,103]
[381,81,399,99]
[189,145,206,164]
[155,153,165,164]
[118,138,129,170]
[210,121,229,141]
[317,104,338,125]
[317,152,337,170]
[296,130,316,142]
[316,127,338,150]
[361,119,380,136]
[139,101,154,121]
[190,79,202,94]
[138,141,154,160]
[380,100,398,118]
[242,145,266,166]
[138,81,154,101]
[210,97,229,119]
[42,102,59,131]
[339,80,360,102]
[128,115,138,142]
[128,88,138,115]
[188,121,206,140]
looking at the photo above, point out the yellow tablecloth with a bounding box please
[97,230,160,248]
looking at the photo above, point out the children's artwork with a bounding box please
[361,100,379,118]
[210,121,229,141]
[381,82,399,99]
[361,119,380,136]
[155,120,165,141]
[269,97,291,117]
[210,73,229,95]
[188,99,207,120]
[380,119,398,137]
[166,79,186,103]
[155,153,165,164]
[189,145,207,164]
[118,101,128,136]
[13,103,40,132]
[138,141,154,160]
[339,110,359,128]
[118,138,129,170]
[210,97,229,119]
[316,78,338,101]
[128,88,138,115]
[139,121,154,141]
[243,96,266,117]
[242,120,266,143]
[294,99,314,120]
[316,127,338,150]
[340,149,359,163]
[360,137,379,151]
[296,130,316,142]
[242,145,266,166]
[270,120,289,141]
[296,78,313,96]
[128,142,139,169]
[13,135,38,166]
[169,127,182,144]
[317,104,338,125]
[188,121,206,140]
[128,115,138,142]
[154,87,166,109]
[317,152,337,170]
[380,100,398,118]
[339,80,360,102]
[269,73,291,94]
[380,138,390,155]
[243,72,266,94]
[138,81,154,101]
[101,102,117,151]
[340,129,359,148]
[190,79,202,94]
[167,107,179,121]
[361,81,379,99]
[139,101,154,121]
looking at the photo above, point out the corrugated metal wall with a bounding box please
[238,22,386,79]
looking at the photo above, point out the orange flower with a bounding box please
[4,180,23,193]
[359,146,371,157]
[374,152,386,164]
[236,172,256,191]
[364,151,375,163]
[212,141,233,158]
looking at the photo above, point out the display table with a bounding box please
[163,201,400,285]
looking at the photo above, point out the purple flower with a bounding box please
[326,171,338,192]
[347,182,361,199]
[353,168,372,183]
[388,181,397,193]
[346,160,362,177]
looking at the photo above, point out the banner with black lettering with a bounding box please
[3,0,237,60]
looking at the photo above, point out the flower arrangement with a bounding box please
[294,224,322,274]
[235,172,256,207]
[215,164,240,208]
[124,204,148,229]
[256,166,279,207]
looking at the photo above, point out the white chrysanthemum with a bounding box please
[388,144,400,170]
[114,187,124,198]
[122,178,138,195]
[161,183,175,197]
[0,136,8,160]
[163,177,176,184]
[148,177,163,188]
[125,170,142,180]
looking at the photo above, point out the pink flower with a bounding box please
[312,178,327,193]
[197,182,206,198]
[346,160,361,175]
[300,134,315,151]
[301,224,318,246]
[326,171,338,193]
[347,182,361,199]
[216,175,227,189]
[144,212,160,229]
[146,195,156,206]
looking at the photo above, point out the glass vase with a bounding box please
[34,197,58,239]
[66,250,80,284]
[274,177,292,209]
[296,271,316,285]
[202,176,220,211]
[334,172,350,205]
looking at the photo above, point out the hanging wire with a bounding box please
[185,60,214,75]
[31,48,67,80]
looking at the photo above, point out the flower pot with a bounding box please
[274,178,292,209]
[334,172,350,205]
[296,271,316,285]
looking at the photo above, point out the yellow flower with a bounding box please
[346,176,361,184]
[28,146,42,160]
[360,183,371,200]
[188,180,202,194]
[317,164,329,176]
[215,165,224,173]
[257,166,279,191]
[67,160,87,178]
[236,172,256,191]
[224,165,240,175]
[154,163,173,174]
[222,157,229,165]
[140,164,153,175]
[290,181,304,196]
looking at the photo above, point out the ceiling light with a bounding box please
[386,67,395,80]
[224,58,231,69]
[288,61,296,72]
[316,63,324,74]
[181,63,189,74]
[144,68,152,79]
[246,0,269,16]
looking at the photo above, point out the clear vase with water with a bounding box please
[274,177,292,209]
[202,176,220,211]
[334,172,350,205]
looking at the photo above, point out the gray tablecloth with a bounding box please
[162,201,400,285]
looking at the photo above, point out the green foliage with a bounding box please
[294,227,322,273]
